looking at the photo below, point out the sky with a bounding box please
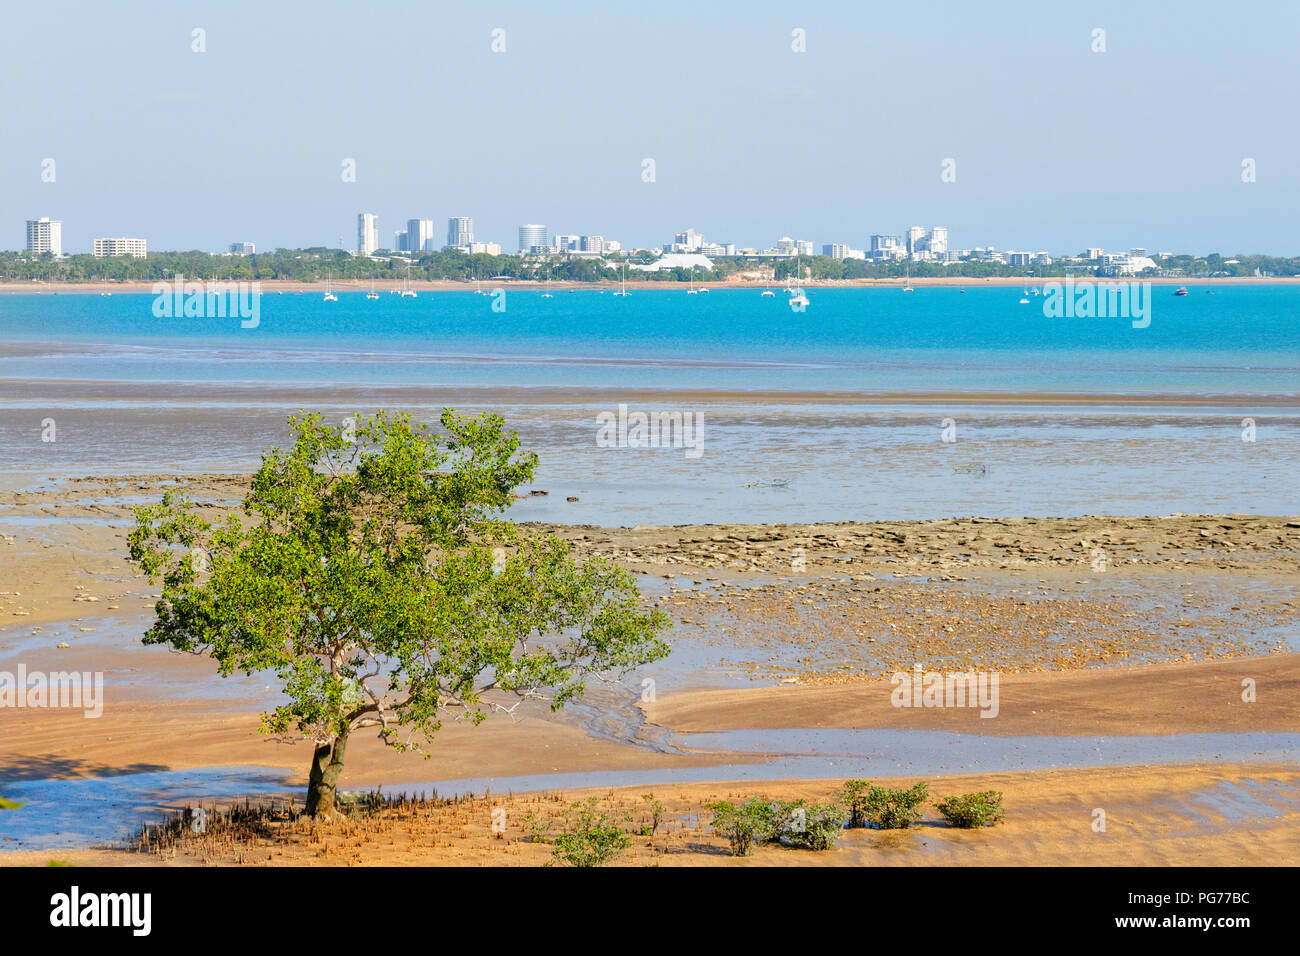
[3,0,1299,256]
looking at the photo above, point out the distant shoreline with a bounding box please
[1,275,1296,295]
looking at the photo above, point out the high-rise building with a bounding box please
[229,241,255,255]
[407,218,434,253]
[92,237,147,258]
[673,228,702,252]
[357,213,379,256]
[824,243,850,260]
[928,227,948,256]
[581,235,604,253]
[447,217,473,248]
[518,224,548,253]
[394,231,409,252]
[776,237,796,255]
[796,239,814,257]
[26,218,62,256]
[906,226,927,255]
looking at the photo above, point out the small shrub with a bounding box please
[548,799,632,867]
[522,812,549,844]
[838,780,871,828]
[860,781,929,829]
[762,799,806,844]
[641,794,666,836]
[709,799,778,856]
[780,802,848,851]
[937,791,1005,828]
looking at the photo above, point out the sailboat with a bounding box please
[686,266,699,294]
[761,284,775,297]
[613,264,630,296]
[400,260,417,298]
[323,272,338,302]
[902,267,914,292]
[787,257,809,309]
[541,274,553,298]
[366,278,379,300]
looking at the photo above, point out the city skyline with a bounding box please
[4,2,1298,257]
[13,211,1249,268]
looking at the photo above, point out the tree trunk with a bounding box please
[305,732,349,818]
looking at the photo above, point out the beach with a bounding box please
[1,287,1297,864]
[2,275,1299,296]
[2,471,1297,862]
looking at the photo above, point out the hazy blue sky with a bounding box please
[4,0,1298,255]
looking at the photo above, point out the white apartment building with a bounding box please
[92,237,147,257]
[928,227,948,256]
[407,218,434,253]
[447,217,473,248]
[26,217,62,256]
[357,213,379,255]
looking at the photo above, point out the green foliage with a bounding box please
[838,779,872,828]
[710,797,847,853]
[778,801,848,851]
[641,793,666,836]
[9,245,1297,285]
[128,409,671,799]
[708,799,778,856]
[522,812,549,844]
[855,781,929,829]
[548,798,632,867]
[937,791,1005,828]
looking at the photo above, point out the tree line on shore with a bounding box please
[3,248,1297,283]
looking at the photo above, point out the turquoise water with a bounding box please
[2,286,1298,395]
[1,288,1297,522]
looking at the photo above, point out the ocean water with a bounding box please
[1,287,1297,523]
[1,285,1298,394]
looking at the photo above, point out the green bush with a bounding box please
[780,802,848,850]
[838,780,872,828]
[761,800,806,844]
[711,798,847,853]
[858,781,929,829]
[709,799,778,856]
[936,791,1005,828]
[548,799,632,867]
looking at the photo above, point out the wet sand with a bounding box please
[5,375,1296,408]
[2,473,1297,862]
[4,763,1297,867]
